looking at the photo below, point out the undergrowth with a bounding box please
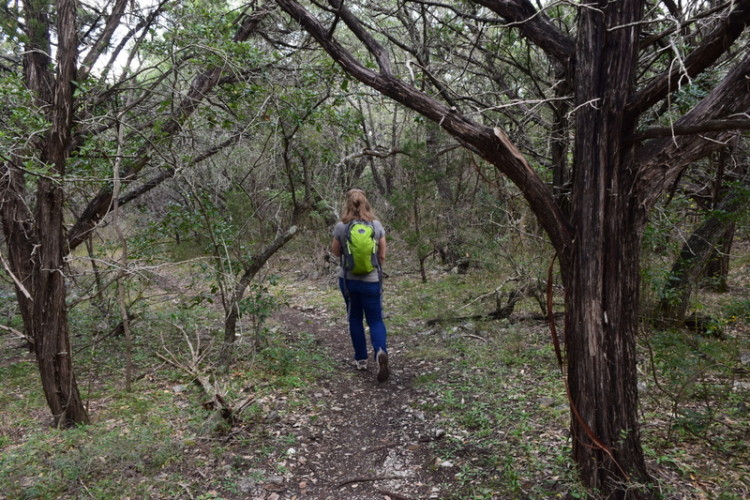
[1,255,748,499]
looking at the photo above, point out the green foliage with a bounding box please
[0,74,49,162]
[0,409,182,499]
[723,298,750,323]
[238,275,284,344]
[643,326,749,453]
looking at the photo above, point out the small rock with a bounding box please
[539,397,556,407]
[237,477,256,493]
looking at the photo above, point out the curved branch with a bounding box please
[275,0,573,254]
[473,0,575,68]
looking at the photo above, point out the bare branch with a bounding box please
[326,0,393,74]
[78,0,129,81]
[0,323,33,344]
[0,250,32,300]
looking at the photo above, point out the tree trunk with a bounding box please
[220,225,299,366]
[14,0,90,427]
[565,220,650,494]
[0,167,35,352]
[564,1,652,495]
[659,191,746,322]
[703,222,734,293]
[33,180,90,426]
[2,168,90,427]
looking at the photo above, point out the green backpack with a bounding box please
[342,220,378,275]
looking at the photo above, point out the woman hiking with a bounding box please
[331,188,390,382]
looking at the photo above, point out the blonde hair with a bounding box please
[340,188,375,223]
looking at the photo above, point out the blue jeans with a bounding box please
[339,278,387,361]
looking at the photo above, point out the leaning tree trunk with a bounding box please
[220,225,299,366]
[564,0,652,495]
[659,191,746,322]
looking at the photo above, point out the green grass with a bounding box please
[376,271,575,498]
[1,257,748,499]
[385,265,750,499]
[0,274,338,499]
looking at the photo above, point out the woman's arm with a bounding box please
[331,238,342,258]
[377,236,386,265]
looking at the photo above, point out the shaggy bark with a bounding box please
[16,0,90,426]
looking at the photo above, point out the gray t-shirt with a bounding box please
[333,220,385,282]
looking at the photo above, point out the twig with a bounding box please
[0,251,31,299]
[0,323,32,344]
[335,475,407,489]
[79,478,96,499]
[178,482,194,500]
[458,278,515,310]
[377,490,421,500]
[461,334,487,343]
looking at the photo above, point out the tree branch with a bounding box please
[275,0,573,255]
[473,0,575,68]
[78,0,129,81]
[627,0,750,117]
[326,0,393,74]
[627,117,750,142]
[634,53,750,210]
[0,323,33,344]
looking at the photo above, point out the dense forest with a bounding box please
[1,0,749,498]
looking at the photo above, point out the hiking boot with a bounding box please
[376,349,389,382]
[355,359,368,371]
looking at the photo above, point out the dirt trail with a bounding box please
[260,280,446,500]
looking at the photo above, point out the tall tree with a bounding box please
[1,0,90,426]
[273,0,750,496]
[0,0,275,426]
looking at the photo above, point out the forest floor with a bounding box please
[203,277,576,500]
[1,257,749,499]
[253,281,451,500]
